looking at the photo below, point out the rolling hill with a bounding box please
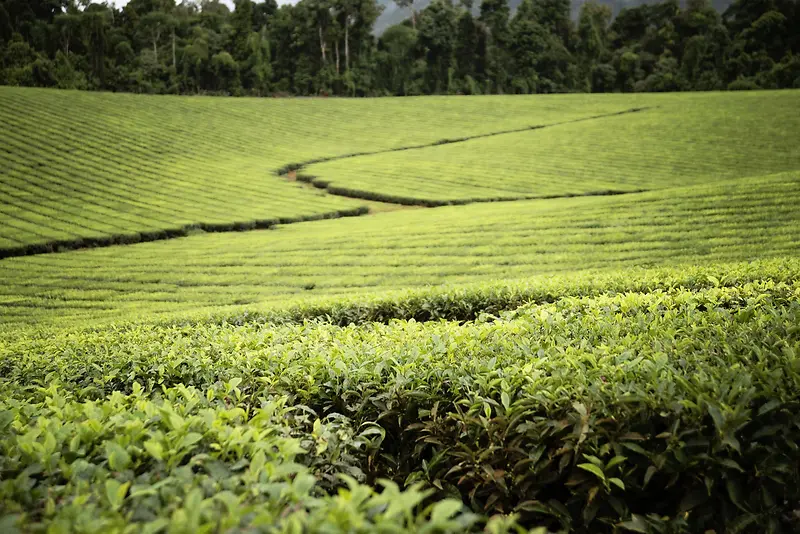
[2,87,800,533]
[0,87,633,258]
[303,91,800,204]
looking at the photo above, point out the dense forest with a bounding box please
[1,0,798,96]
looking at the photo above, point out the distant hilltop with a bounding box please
[374,0,733,33]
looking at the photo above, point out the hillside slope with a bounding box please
[0,88,636,257]
[2,86,800,534]
[304,91,800,204]
[1,171,797,325]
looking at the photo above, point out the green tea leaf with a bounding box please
[104,479,130,511]
[501,391,511,411]
[618,514,650,533]
[430,499,463,524]
[577,463,606,481]
[144,440,164,461]
[609,477,625,491]
[106,442,131,472]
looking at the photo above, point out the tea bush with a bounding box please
[0,386,492,533]
[3,268,800,532]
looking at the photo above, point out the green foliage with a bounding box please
[727,77,760,90]
[0,385,486,532]
[304,91,800,204]
[2,169,799,324]
[0,0,799,96]
[0,86,641,257]
[2,264,800,531]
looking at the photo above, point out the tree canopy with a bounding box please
[1,0,798,96]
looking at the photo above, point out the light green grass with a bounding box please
[304,91,800,204]
[2,171,797,325]
[0,88,640,255]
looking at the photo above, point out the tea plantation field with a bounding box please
[0,87,636,258]
[1,171,799,325]
[304,91,800,204]
[2,88,800,533]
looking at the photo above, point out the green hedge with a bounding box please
[3,271,800,532]
[0,387,501,533]
[0,207,369,260]
[183,258,800,327]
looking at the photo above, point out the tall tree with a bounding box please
[417,0,458,93]
[80,4,111,84]
[454,6,481,91]
[577,1,611,62]
[376,21,417,94]
[479,0,510,92]
[529,0,572,46]
[576,1,612,90]
[307,0,332,65]
[138,10,175,62]
[395,0,417,29]
[53,10,81,56]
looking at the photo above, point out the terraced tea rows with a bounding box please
[1,172,797,325]
[304,91,800,204]
[0,88,640,257]
[0,91,363,256]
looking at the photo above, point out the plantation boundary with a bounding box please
[274,106,652,175]
[0,207,368,260]
[294,173,645,207]
[275,106,653,205]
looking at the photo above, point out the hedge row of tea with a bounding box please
[305,91,800,204]
[0,89,365,257]
[2,172,798,325]
[0,87,639,257]
[2,262,800,532]
[135,257,800,331]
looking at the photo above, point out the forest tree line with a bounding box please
[1,0,799,96]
